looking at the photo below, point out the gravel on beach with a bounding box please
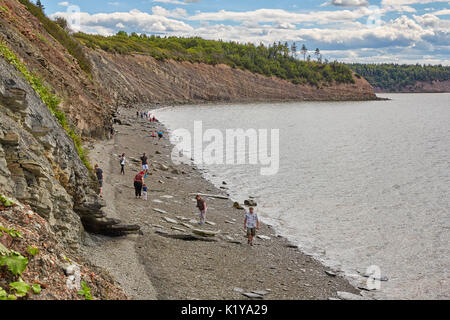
[82,107,362,300]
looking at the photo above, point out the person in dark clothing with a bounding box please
[140,153,149,173]
[94,164,103,197]
[196,195,207,225]
[134,171,145,199]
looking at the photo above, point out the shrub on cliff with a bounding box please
[74,32,355,87]
[0,42,91,170]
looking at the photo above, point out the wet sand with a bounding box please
[83,107,361,300]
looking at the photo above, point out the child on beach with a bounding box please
[244,207,260,246]
[142,184,148,201]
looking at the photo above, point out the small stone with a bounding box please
[325,271,337,277]
[233,287,244,293]
[153,208,167,214]
[257,235,271,240]
[205,221,216,226]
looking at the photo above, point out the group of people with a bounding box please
[195,195,260,245]
[137,110,157,122]
[93,112,261,246]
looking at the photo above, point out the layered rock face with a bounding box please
[0,0,113,138]
[0,58,90,249]
[0,59,139,250]
[89,50,377,107]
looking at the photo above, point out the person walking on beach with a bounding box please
[119,153,126,175]
[196,195,207,225]
[244,207,260,246]
[158,131,163,140]
[134,171,145,199]
[141,152,149,173]
[94,164,103,197]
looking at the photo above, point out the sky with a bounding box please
[44,0,450,65]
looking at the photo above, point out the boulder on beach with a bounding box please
[244,199,257,207]
[233,202,244,210]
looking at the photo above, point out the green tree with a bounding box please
[301,44,307,61]
[36,0,44,11]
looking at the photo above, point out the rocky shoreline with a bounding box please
[81,106,371,300]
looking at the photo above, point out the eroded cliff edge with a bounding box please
[89,50,377,107]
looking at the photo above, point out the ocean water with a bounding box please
[153,93,450,300]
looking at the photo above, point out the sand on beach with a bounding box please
[82,107,361,300]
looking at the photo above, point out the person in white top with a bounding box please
[244,207,260,246]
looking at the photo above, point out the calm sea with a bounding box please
[153,93,450,299]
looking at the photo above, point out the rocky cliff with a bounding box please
[374,79,450,93]
[0,57,139,251]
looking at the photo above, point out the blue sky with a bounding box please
[45,0,450,64]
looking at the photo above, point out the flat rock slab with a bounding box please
[242,292,264,299]
[153,208,167,214]
[161,195,174,199]
[252,290,269,296]
[162,217,178,224]
[152,200,164,204]
[205,221,216,226]
[337,291,368,300]
[233,287,244,293]
[192,228,220,237]
[180,223,194,229]
[325,271,337,277]
[171,227,185,232]
[257,235,271,240]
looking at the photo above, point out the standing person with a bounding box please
[94,164,103,197]
[133,171,145,199]
[196,195,207,225]
[119,153,126,175]
[151,131,156,138]
[140,152,149,173]
[136,111,139,118]
[142,184,148,201]
[158,131,163,140]
[110,127,114,139]
[244,207,260,246]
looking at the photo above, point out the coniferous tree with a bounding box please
[301,44,308,61]
[36,0,44,11]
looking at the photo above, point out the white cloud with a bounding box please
[50,9,193,35]
[152,0,200,5]
[188,7,374,25]
[58,1,70,6]
[151,6,188,19]
[433,9,450,15]
[322,0,369,7]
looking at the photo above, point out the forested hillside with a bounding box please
[74,32,354,87]
[348,63,450,92]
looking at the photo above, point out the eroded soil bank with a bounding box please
[83,106,366,300]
